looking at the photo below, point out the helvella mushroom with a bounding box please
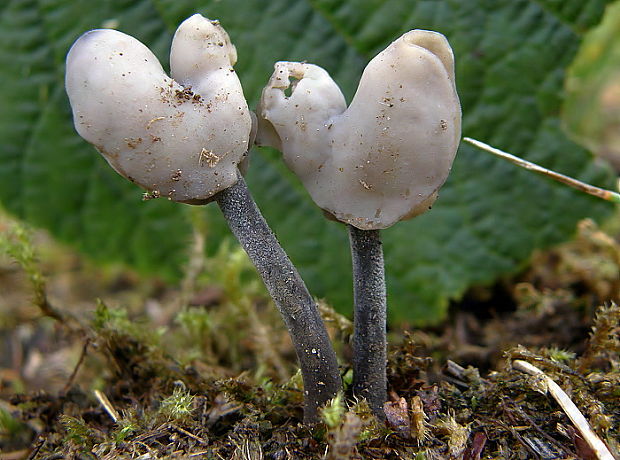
[257,30,461,416]
[65,14,341,424]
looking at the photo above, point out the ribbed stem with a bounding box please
[348,225,387,418]
[214,174,341,423]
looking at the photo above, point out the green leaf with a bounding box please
[0,0,615,323]
[563,0,620,170]
[0,0,188,280]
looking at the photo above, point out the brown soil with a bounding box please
[0,215,618,459]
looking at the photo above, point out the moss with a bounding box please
[1,214,619,458]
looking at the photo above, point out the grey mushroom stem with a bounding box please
[348,225,387,418]
[215,172,342,423]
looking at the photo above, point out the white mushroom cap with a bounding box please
[257,30,461,229]
[65,14,252,204]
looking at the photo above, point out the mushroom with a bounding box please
[66,14,250,203]
[65,14,341,423]
[256,30,461,416]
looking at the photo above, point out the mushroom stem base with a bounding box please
[348,225,387,418]
[215,173,342,423]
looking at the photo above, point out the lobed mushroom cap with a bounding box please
[257,30,461,229]
[65,14,252,204]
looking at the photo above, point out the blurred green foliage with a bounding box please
[0,0,616,323]
[564,0,620,170]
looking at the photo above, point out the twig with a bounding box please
[498,397,569,456]
[463,137,620,204]
[168,424,208,445]
[513,359,614,460]
[61,338,91,394]
[189,451,211,457]
[505,422,540,459]
[214,173,341,423]
[443,360,470,389]
[502,398,569,454]
[445,360,466,379]
[26,437,45,460]
[348,225,387,418]
[94,389,119,423]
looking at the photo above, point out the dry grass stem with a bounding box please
[93,390,120,423]
[513,359,614,460]
[464,137,620,204]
